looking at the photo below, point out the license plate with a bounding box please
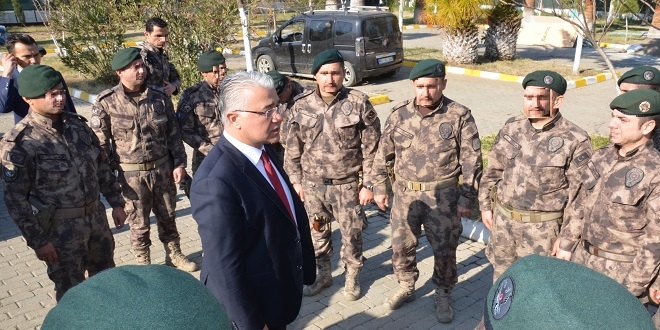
[377,56,393,65]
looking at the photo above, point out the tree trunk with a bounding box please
[442,27,479,64]
[413,0,424,24]
[606,0,617,25]
[648,2,660,38]
[325,0,339,10]
[522,0,535,24]
[585,0,595,31]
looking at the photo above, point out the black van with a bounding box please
[251,9,403,87]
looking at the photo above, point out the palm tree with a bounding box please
[423,0,485,64]
[414,0,424,23]
[484,1,521,61]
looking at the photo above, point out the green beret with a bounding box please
[42,265,232,330]
[312,49,344,75]
[409,59,446,80]
[618,66,660,86]
[485,255,653,330]
[266,70,289,94]
[610,88,660,117]
[197,50,226,72]
[18,65,61,98]
[111,47,142,71]
[522,70,567,95]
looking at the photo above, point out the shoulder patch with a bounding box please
[347,88,368,100]
[63,112,88,123]
[364,109,378,125]
[392,99,411,112]
[5,150,27,166]
[572,151,591,168]
[148,86,168,96]
[504,116,517,125]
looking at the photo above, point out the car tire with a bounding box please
[256,55,274,73]
[343,62,360,87]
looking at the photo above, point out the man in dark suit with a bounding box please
[191,71,316,330]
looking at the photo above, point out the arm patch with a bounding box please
[573,151,591,168]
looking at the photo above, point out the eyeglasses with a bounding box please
[234,106,280,119]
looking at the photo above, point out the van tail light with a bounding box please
[355,37,365,56]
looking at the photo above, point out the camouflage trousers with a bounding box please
[119,161,180,250]
[303,179,365,270]
[486,208,559,281]
[390,181,462,289]
[574,245,660,329]
[47,201,115,301]
[191,149,206,176]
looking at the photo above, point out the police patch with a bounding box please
[439,122,453,139]
[472,136,481,151]
[79,131,92,146]
[90,116,101,128]
[492,276,514,320]
[543,75,554,85]
[3,164,17,182]
[640,101,651,113]
[548,136,563,153]
[625,168,644,188]
[573,151,590,168]
[645,70,655,81]
[341,102,353,116]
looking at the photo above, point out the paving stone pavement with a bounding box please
[1,28,659,328]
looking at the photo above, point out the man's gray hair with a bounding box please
[218,71,275,125]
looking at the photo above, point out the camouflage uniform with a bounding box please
[372,97,482,291]
[274,80,307,163]
[90,84,187,256]
[560,140,660,299]
[176,80,222,174]
[140,41,181,95]
[0,111,124,301]
[479,113,593,280]
[285,87,380,272]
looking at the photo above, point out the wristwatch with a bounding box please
[365,185,374,191]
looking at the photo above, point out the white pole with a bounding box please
[573,33,583,75]
[238,0,253,71]
[398,0,404,30]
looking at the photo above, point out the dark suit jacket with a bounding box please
[191,135,316,330]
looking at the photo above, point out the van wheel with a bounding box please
[343,62,360,87]
[256,55,274,73]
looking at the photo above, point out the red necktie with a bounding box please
[261,150,295,223]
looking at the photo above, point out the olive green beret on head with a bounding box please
[266,70,289,94]
[18,65,61,98]
[409,59,446,80]
[111,47,142,71]
[610,88,660,117]
[484,255,654,330]
[198,50,226,72]
[618,66,660,86]
[41,265,232,330]
[311,49,344,75]
[522,70,567,95]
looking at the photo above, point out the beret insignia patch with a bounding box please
[436,64,443,73]
[548,136,563,153]
[543,75,554,85]
[439,122,453,139]
[644,70,655,81]
[3,164,17,182]
[492,276,514,320]
[640,101,651,113]
[625,168,644,188]
[341,102,353,116]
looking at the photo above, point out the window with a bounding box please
[363,17,399,40]
[280,21,305,43]
[309,20,333,42]
[334,21,354,45]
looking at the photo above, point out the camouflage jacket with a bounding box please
[90,83,187,169]
[0,111,124,250]
[479,113,593,216]
[559,140,660,296]
[176,81,222,155]
[372,97,483,208]
[279,80,307,147]
[140,42,181,95]
[284,87,381,185]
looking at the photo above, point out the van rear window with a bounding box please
[363,17,399,41]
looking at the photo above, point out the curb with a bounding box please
[69,87,97,103]
[368,94,390,105]
[403,60,617,89]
